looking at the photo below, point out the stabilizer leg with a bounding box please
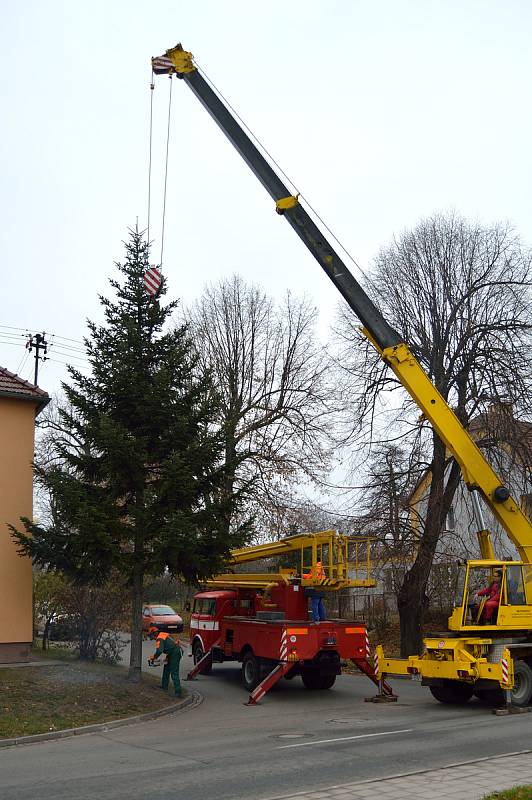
[246,662,293,706]
[350,657,398,702]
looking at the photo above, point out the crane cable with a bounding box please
[146,72,174,270]
[159,75,173,269]
[147,70,155,248]
[196,61,366,280]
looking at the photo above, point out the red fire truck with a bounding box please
[186,532,394,704]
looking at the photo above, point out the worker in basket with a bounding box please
[148,625,183,696]
[303,561,327,622]
[468,569,502,624]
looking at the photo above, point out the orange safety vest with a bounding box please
[304,562,324,581]
[153,631,172,658]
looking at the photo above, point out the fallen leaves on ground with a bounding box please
[0,658,181,738]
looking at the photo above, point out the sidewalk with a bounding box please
[268,751,532,800]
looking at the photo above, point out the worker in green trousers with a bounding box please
[148,626,183,696]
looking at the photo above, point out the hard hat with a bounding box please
[148,625,160,638]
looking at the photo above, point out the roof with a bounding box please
[469,404,532,467]
[0,367,50,415]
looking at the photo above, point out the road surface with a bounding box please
[1,640,530,800]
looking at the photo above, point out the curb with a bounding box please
[0,689,203,748]
[262,749,532,800]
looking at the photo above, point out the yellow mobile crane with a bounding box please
[152,44,532,708]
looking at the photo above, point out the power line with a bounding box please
[47,337,87,355]
[46,357,90,371]
[16,348,30,376]
[48,349,89,364]
[0,331,27,340]
[0,339,28,348]
[0,324,32,334]
[0,324,84,347]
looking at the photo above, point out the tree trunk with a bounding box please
[397,435,461,656]
[398,571,430,656]
[221,427,238,536]
[128,525,145,682]
[42,617,52,650]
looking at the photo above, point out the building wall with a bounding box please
[0,398,36,662]
[413,449,526,564]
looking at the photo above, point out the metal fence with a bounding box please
[327,591,398,627]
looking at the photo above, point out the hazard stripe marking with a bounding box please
[501,658,509,684]
[280,630,287,661]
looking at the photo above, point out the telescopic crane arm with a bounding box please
[152,44,532,564]
[215,530,375,590]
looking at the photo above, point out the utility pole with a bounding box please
[25,332,48,385]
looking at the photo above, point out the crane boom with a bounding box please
[153,43,532,564]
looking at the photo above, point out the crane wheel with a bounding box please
[509,661,532,708]
[429,681,474,704]
[475,662,532,708]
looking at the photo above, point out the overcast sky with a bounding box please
[1,0,531,396]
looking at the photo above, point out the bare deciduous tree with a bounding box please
[186,275,333,535]
[335,212,532,655]
[356,443,425,594]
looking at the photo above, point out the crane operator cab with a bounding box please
[449,561,532,632]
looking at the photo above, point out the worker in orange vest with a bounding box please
[303,561,326,622]
[148,626,183,696]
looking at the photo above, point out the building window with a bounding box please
[446,507,456,531]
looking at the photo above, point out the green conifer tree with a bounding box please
[11,227,249,680]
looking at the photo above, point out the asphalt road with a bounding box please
[1,642,531,800]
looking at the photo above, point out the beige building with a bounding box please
[0,368,49,662]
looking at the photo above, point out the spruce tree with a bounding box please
[12,227,249,680]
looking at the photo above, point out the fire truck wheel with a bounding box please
[192,639,212,675]
[241,651,261,691]
[429,681,474,704]
[301,671,336,690]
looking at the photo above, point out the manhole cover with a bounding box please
[275,733,314,739]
